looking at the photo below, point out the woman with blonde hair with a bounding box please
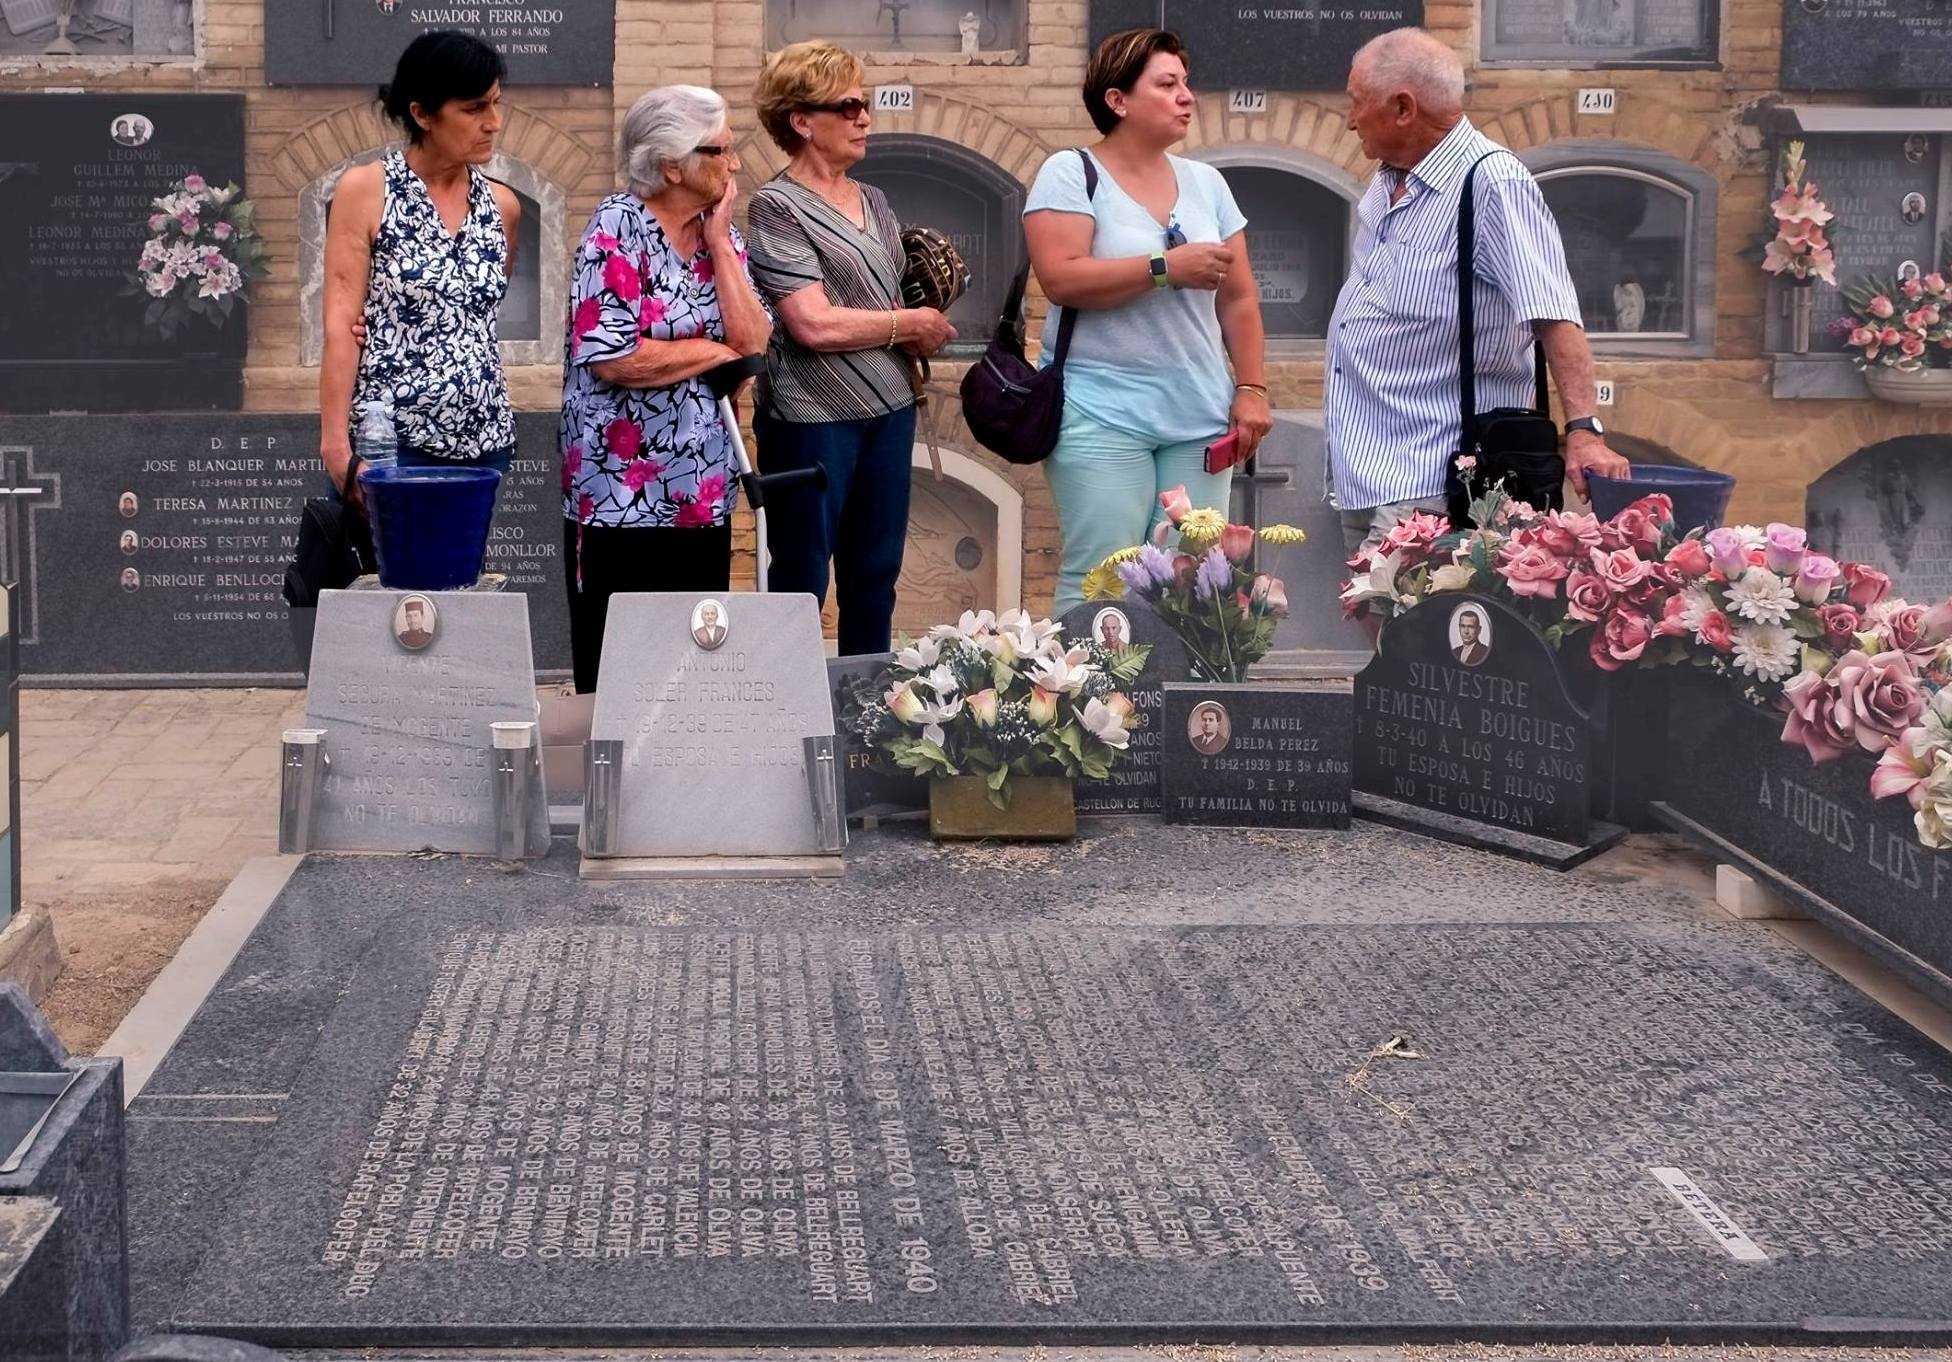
[745,40,956,656]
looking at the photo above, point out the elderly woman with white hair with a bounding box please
[559,83,772,693]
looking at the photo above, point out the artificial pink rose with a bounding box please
[1850,325,1878,348]
[1902,334,1928,360]
[1250,573,1290,618]
[1881,326,1903,347]
[1565,569,1611,623]
[176,211,199,234]
[1794,553,1841,604]
[148,213,167,233]
[1159,485,1193,525]
[1381,510,1447,553]
[1828,648,1927,753]
[603,253,641,303]
[211,221,233,241]
[1844,562,1893,608]
[1609,505,1662,557]
[183,173,207,192]
[1591,547,1654,597]
[1868,294,1896,319]
[621,456,661,494]
[1535,510,1604,559]
[1704,526,1748,577]
[1699,609,1734,652]
[1817,602,1861,650]
[1763,523,1807,574]
[604,417,643,460]
[1876,602,1950,661]
[1625,492,1674,526]
[1589,606,1654,672]
[1903,277,1926,302]
[1665,537,1713,578]
[1928,273,1949,295]
[967,689,1000,727]
[1220,522,1256,564]
[1780,668,1855,763]
[1655,592,1691,639]
[1498,541,1569,599]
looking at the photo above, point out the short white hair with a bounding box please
[1352,28,1465,115]
[620,85,728,198]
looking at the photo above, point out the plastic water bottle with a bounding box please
[354,400,397,475]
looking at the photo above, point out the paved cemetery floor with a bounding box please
[127,822,1952,1350]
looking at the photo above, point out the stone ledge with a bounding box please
[0,909,62,1005]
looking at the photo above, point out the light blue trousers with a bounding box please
[1043,403,1234,617]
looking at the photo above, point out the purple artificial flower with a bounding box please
[1194,546,1232,602]
[1115,557,1154,596]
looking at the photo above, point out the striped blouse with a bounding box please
[744,174,915,423]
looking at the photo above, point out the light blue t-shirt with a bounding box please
[1023,149,1248,445]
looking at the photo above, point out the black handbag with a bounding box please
[282,472,376,609]
[1445,150,1564,529]
[958,148,1097,466]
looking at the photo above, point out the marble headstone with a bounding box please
[1799,135,1941,339]
[1484,0,1715,65]
[0,95,246,413]
[589,593,835,858]
[264,0,614,85]
[1783,0,1952,89]
[827,653,928,820]
[1088,0,1422,89]
[1807,436,1952,606]
[1161,682,1353,828]
[304,590,546,855]
[1057,599,1188,814]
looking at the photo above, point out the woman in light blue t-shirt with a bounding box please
[1023,27,1270,615]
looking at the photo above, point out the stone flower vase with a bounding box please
[1864,366,1952,406]
[928,775,1076,841]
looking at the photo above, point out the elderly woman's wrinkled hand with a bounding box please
[704,177,740,247]
[903,307,957,358]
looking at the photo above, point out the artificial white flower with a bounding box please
[1729,622,1799,681]
[927,608,996,643]
[1727,566,1798,625]
[921,664,960,699]
[1080,697,1131,750]
[1728,524,1768,549]
[1025,646,1094,696]
[144,272,173,297]
[1676,584,1717,633]
[894,637,941,671]
[1428,563,1475,592]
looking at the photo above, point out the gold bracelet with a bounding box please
[888,311,900,347]
[1235,382,1268,395]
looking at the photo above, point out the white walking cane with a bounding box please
[703,355,826,593]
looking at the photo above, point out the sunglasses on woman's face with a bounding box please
[805,97,871,120]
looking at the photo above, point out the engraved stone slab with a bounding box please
[305,590,545,855]
[263,0,613,86]
[1088,0,1423,90]
[1484,0,1716,65]
[1806,436,1952,607]
[1798,135,1940,339]
[828,653,928,821]
[1160,682,1352,828]
[589,593,835,858]
[1059,600,1189,815]
[1783,0,1952,90]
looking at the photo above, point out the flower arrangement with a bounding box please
[126,174,267,341]
[1336,469,1952,849]
[1838,267,1952,371]
[1079,486,1305,683]
[1753,140,1837,286]
[848,609,1148,808]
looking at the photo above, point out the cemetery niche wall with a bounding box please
[766,0,1027,55]
[262,0,614,85]
[1087,0,1424,89]
[1782,0,1952,90]
[1206,155,1354,344]
[1481,0,1718,65]
[0,0,192,56]
[0,93,246,413]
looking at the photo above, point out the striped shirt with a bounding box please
[744,174,914,424]
[1324,119,1582,511]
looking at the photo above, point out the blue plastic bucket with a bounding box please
[1586,463,1736,534]
[357,464,502,591]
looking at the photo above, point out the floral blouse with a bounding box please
[560,194,766,528]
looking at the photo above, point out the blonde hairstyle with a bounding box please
[755,41,865,154]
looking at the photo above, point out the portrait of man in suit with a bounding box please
[692,599,728,651]
[1093,607,1130,652]
[120,530,139,555]
[120,568,141,592]
[1450,604,1491,667]
[393,594,437,651]
[118,492,139,519]
[1187,701,1231,756]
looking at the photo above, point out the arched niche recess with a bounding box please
[1191,146,1359,348]
[852,134,1024,357]
[1805,435,1952,603]
[1520,142,1717,359]
[297,147,567,368]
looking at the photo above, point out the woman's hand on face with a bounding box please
[1165,242,1231,291]
[902,308,957,358]
[705,178,740,247]
[1229,387,1273,459]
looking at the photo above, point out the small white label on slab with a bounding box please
[1577,87,1617,115]
[874,84,914,113]
[1649,1168,1768,1262]
[1228,88,1268,114]
[1595,379,1616,406]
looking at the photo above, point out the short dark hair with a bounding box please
[1082,28,1187,136]
[378,31,506,143]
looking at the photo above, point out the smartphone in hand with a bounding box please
[1204,427,1243,476]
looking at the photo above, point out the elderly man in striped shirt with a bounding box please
[1325,28,1628,564]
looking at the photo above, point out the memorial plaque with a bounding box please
[1807,437,1952,605]
[1088,0,1422,90]
[1483,0,1717,65]
[1058,599,1187,815]
[766,0,1026,55]
[1801,135,1941,337]
[1540,172,1690,336]
[1218,167,1347,340]
[588,593,836,858]
[1160,682,1352,827]
[263,0,613,86]
[305,589,546,856]
[0,0,186,55]
[827,653,928,820]
[0,94,245,413]
[1784,0,1952,90]
[1353,594,1616,864]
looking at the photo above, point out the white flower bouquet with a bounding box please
[126,173,268,341]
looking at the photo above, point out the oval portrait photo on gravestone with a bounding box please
[392,594,438,652]
[109,114,154,148]
[1450,603,1492,668]
[1187,701,1231,756]
[691,598,729,652]
[120,567,141,592]
[1092,607,1131,653]
[119,530,138,556]
[118,492,139,519]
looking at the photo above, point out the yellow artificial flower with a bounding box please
[1256,523,1308,546]
[1178,507,1226,546]
[1081,561,1127,601]
[1100,544,1143,566]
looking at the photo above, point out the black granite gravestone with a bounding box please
[1088,0,1422,89]
[263,0,613,85]
[0,94,246,414]
[828,654,929,821]
[1799,135,1941,338]
[1807,436,1952,606]
[1783,0,1952,90]
[0,413,571,683]
[1058,599,1188,815]
[1483,0,1716,65]
[1353,594,1622,867]
[1160,682,1351,827]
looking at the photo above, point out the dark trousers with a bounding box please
[754,404,916,657]
[562,518,732,693]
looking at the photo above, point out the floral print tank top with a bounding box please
[350,150,515,459]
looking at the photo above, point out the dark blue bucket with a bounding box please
[1586,464,1736,535]
[357,464,502,591]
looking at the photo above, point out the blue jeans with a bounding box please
[755,404,916,657]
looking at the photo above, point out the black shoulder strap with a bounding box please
[1001,148,1099,356]
[1457,150,1550,447]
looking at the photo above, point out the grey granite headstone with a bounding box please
[589,593,835,858]
[0,95,246,414]
[1784,0,1952,89]
[264,0,613,85]
[304,590,546,856]
[1798,135,1940,339]
[1058,599,1188,815]
[1243,412,1373,658]
[1484,0,1716,65]
[1807,436,1952,606]
[1088,0,1423,89]
[1161,682,1352,828]
[0,1198,64,1362]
